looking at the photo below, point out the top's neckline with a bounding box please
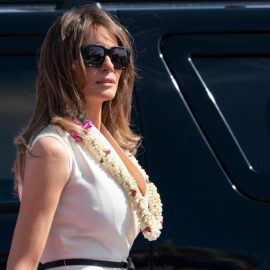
[92,123,147,197]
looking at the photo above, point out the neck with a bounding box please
[84,101,102,130]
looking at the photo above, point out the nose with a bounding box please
[101,55,114,71]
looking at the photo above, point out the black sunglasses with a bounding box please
[81,44,130,70]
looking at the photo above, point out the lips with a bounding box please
[96,78,115,84]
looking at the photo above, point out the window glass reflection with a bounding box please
[193,57,270,173]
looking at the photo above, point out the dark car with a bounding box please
[1,0,270,269]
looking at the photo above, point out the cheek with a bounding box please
[115,71,122,85]
[85,71,95,85]
[83,69,99,89]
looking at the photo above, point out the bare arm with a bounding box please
[6,136,70,270]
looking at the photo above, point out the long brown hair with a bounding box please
[13,4,141,187]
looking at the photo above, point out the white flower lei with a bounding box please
[70,117,163,241]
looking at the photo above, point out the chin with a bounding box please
[84,86,118,102]
[100,87,117,99]
[93,91,117,102]
[105,93,117,101]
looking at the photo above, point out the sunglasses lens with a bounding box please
[81,45,129,69]
[81,45,104,67]
[110,47,129,69]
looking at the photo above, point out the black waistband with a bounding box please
[38,257,135,270]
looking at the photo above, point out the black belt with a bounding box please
[38,257,135,270]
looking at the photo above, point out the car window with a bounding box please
[161,34,270,201]
[192,56,270,173]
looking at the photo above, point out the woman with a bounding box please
[7,4,162,270]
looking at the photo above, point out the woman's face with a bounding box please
[74,25,122,107]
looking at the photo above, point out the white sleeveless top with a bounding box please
[18,124,146,270]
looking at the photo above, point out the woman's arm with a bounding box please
[6,136,70,270]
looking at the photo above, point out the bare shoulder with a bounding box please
[30,135,69,160]
[23,136,71,190]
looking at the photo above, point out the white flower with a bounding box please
[83,125,163,241]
